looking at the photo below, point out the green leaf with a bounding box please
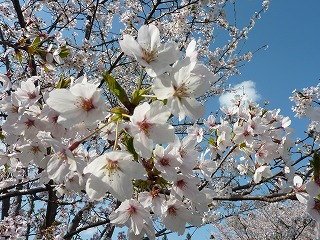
[124,136,138,160]
[56,76,71,88]
[131,88,149,106]
[15,50,23,64]
[110,107,129,121]
[59,45,69,58]
[103,71,133,111]
[32,36,41,49]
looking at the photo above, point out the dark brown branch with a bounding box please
[44,182,58,229]
[65,203,93,240]
[63,219,110,239]
[211,192,296,203]
[0,178,40,194]
[11,0,37,76]
[1,191,10,220]
[0,186,48,200]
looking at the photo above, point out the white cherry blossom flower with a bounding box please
[109,199,152,236]
[253,165,272,183]
[292,175,309,204]
[46,81,105,128]
[187,124,203,143]
[138,190,164,216]
[161,198,202,236]
[171,174,205,203]
[185,39,198,62]
[84,151,145,201]
[129,101,175,159]
[119,24,180,77]
[153,144,180,181]
[15,77,41,107]
[153,59,213,120]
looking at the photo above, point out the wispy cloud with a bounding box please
[218,80,261,107]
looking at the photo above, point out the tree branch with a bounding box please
[211,192,296,203]
[63,219,110,239]
[0,186,48,200]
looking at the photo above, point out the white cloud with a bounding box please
[218,80,261,107]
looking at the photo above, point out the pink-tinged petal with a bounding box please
[105,171,133,201]
[138,25,160,51]
[173,60,194,86]
[70,82,97,99]
[119,35,143,58]
[307,199,320,221]
[187,76,211,98]
[148,101,171,123]
[130,102,150,123]
[167,97,184,120]
[306,181,320,197]
[109,209,129,225]
[83,155,107,175]
[186,40,197,61]
[293,175,303,186]
[145,62,172,77]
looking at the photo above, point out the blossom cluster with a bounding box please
[0,0,318,239]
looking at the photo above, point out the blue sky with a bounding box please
[216,0,320,137]
[226,0,319,117]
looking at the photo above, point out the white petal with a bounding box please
[120,35,143,58]
[180,98,206,120]
[149,124,175,144]
[152,76,175,99]
[138,25,160,52]
[46,89,78,113]
[133,133,153,159]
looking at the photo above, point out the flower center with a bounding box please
[142,48,156,64]
[27,91,37,99]
[106,159,119,172]
[137,118,153,136]
[24,118,35,128]
[176,179,187,189]
[128,204,136,215]
[167,205,177,216]
[78,97,95,112]
[173,84,189,98]
[160,157,170,166]
[31,146,41,154]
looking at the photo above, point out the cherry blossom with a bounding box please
[161,198,202,236]
[46,81,105,128]
[109,199,151,236]
[119,24,181,77]
[0,0,319,238]
[152,59,214,120]
[84,151,146,201]
[129,101,175,159]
